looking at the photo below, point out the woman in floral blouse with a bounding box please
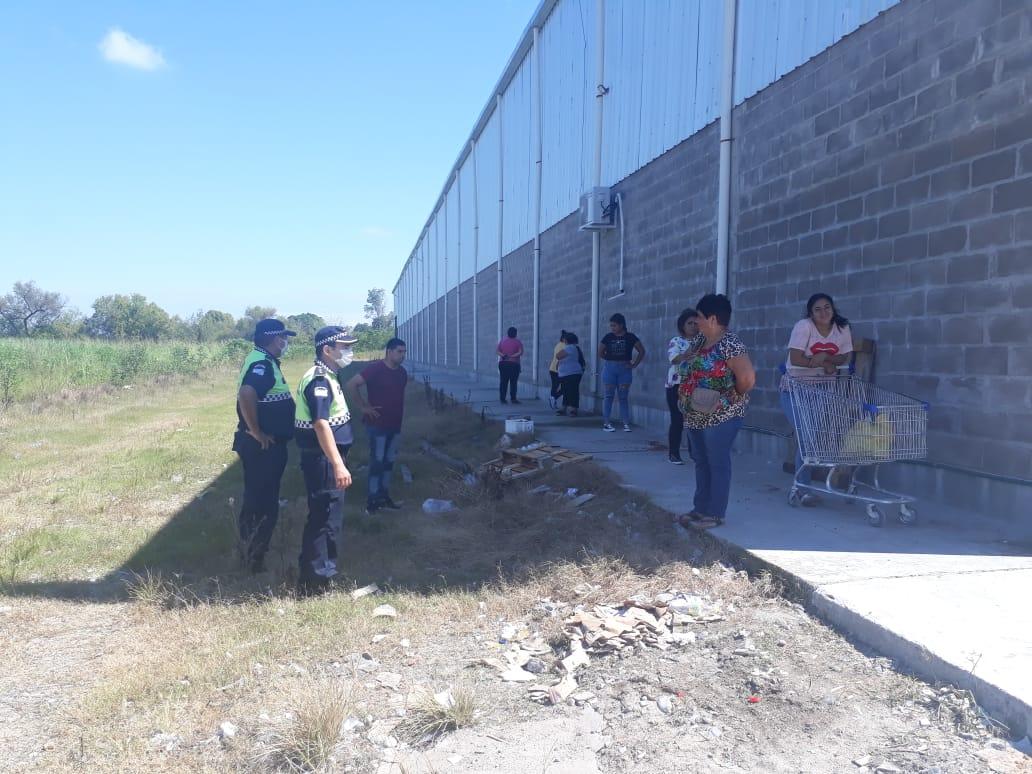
[677,294,756,528]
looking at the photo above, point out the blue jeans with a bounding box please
[687,417,743,520]
[367,427,400,506]
[779,390,810,484]
[601,361,632,422]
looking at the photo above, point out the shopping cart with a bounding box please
[784,373,929,527]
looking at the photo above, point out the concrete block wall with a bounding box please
[499,242,536,387]
[595,122,721,425]
[458,277,475,372]
[732,0,1032,481]
[538,209,594,394]
[475,266,498,381]
[444,289,458,368]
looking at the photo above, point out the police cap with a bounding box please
[314,326,359,348]
[254,318,297,338]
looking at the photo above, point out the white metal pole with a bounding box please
[590,0,605,397]
[471,139,480,373]
[434,224,439,366]
[496,93,504,345]
[455,169,462,369]
[716,0,738,295]
[443,199,449,366]
[532,25,542,386]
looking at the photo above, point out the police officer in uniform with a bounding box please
[294,326,358,595]
[234,318,297,573]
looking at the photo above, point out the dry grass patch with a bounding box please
[257,678,355,773]
[395,685,478,747]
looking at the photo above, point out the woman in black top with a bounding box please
[596,313,646,432]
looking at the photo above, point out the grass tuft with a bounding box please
[395,686,477,747]
[258,679,354,773]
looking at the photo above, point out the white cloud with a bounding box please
[360,226,394,239]
[99,28,166,71]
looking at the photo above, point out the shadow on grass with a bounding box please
[2,374,712,605]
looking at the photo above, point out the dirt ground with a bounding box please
[1,372,1030,773]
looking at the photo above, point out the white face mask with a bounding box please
[334,347,354,368]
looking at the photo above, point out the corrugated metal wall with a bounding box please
[540,0,594,231]
[394,0,901,322]
[601,0,723,186]
[735,0,898,104]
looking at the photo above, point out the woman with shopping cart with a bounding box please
[677,294,756,529]
[780,294,928,526]
[778,293,854,505]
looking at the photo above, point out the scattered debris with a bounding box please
[399,464,413,484]
[342,718,365,733]
[217,721,238,740]
[570,493,596,507]
[377,672,403,690]
[477,590,727,708]
[372,605,398,619]
[421,498,457,514]
[148,732,181,752]
[371,634,389,644]
[351,583,380,600]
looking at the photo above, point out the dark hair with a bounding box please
[385,337,406,352]
[507,326,518,338]
[805,293,849,329]
[696,293,732,327]
[676,308,699,336]
[609,313,626,328]
[564,332,579,344]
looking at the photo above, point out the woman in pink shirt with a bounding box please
[780,293,853,501]
[496,326,524,404]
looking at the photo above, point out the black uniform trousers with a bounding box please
[298,444,351,590]
[233,431,289,563]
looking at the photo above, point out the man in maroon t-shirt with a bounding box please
[345,338,408,515]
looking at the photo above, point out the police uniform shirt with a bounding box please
[300,373,354,448]
[237,349,295,440]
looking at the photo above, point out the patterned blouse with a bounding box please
[678,331,750,430]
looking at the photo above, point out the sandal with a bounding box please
[677,511,703,528]
[691,514,724,529]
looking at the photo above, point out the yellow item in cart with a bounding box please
[840,412,893,460]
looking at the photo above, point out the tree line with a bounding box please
[0,281,396,349]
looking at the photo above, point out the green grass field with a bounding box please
[0,337,251,405]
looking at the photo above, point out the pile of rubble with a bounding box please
[478,590,725,705]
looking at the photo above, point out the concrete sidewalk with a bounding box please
[414,364,1032,740]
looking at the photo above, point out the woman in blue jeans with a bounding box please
[596,313,646,432]
[677,294,756,528]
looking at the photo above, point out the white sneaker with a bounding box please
[602,423,616,432]
[623,423,632,432]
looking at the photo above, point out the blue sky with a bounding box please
[0,1,538,325]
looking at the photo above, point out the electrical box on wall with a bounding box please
[578,187,616,231]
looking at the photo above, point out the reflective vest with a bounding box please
[295,362,351,430]
[237,348,293,404]
[236,347,295,438]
